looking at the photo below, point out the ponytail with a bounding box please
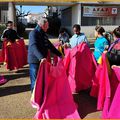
[104,32,113,46]
[95,25,105,35]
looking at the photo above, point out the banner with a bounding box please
[83,6,118,17]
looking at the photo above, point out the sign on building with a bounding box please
[83,6,118,17]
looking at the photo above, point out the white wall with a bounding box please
[71,4,81,26]
[64,25,118,39]
[60,4,81,32]
[62,4,81,35]
[81,25,118,38]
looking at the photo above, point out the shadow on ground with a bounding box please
[0,84,30,97]
[73,89,97,119]
[3,68,29,81]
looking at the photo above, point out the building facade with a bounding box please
[59,3,120,37]
[0,2,120,37]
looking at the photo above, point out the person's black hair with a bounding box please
[95,25,105,35]
[59,28,66,34]
[95,25,111,45]
[73,24,81,31]
[6,21,13,26]
[113,26,120,38]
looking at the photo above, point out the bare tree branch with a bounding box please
[16,8,31,18]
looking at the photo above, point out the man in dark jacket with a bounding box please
[1,21,20,42]
[28,17,62,92]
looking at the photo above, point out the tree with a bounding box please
[44,6,61,36]
[16,6,30,21]
[16,6,31,37]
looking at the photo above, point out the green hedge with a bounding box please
[0,24,6,35]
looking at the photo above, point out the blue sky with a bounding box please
[16,6,47,13]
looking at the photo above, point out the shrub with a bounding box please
[0,24,6,35]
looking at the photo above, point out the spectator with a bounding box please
[58,27,69,44]
[65,24,89,48]
[1,21,20,42]
[93,25,109,62]
[107,26,120,66]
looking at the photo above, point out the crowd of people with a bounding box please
[0,17,120,90]
[58,23,120,67]
[0,17,120,119]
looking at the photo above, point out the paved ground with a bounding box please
[0,38,101,119]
